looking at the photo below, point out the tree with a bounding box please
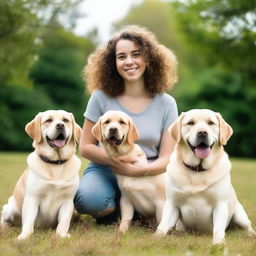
[114,0,180,48]
[170,0,256,86]
[30,26,95,125]
[0,0,83,87]
[0,0,40,87]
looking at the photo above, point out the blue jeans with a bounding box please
[74,162,120,218]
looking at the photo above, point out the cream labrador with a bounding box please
[92,110,166,232]
[156,109,256,245]
[1,110,81,240]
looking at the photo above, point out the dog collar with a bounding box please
[39,154,68,165]
[183,161,207,172]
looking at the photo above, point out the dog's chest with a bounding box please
[177,193,214,233]
[29,173,79,199]
[27,171,79,226]
[171,178,229,233]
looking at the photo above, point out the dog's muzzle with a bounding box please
[46,124,68,148]
[188,131,214,159]
[106,128,124,146]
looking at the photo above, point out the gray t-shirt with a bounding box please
[84,90,178,159]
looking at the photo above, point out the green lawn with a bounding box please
[0,152,256,256]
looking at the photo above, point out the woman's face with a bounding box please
[115,39,146,83]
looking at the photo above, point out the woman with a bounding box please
[74,25,178,223]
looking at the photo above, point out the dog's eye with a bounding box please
[63,118,69,123]
[187,121,195,126]
[119,120,126,125]
[46,118,52,123]
[208,120,215,125]
[104,120,110,125]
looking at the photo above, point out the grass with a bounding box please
[0,152,256,256]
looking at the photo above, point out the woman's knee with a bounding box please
[74,163,120,217]
[73,185,117,218]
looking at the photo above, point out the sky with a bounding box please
[74,0,143,43]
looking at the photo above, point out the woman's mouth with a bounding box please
[124,68,137,73]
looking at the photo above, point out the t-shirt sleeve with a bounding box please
[163,95,178,130]
[84,91,104,123]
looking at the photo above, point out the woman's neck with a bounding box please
[123,79,150,98]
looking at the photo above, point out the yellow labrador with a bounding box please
[156,109,256,245]
[92,110,165,232]
[1,110,81,240]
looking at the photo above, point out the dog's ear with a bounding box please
[168,113,184,143]
[216,113,233,145]
[70,113,82,144]
[127,118,139,144]
[25,112,42,143]
[92,118,102,142]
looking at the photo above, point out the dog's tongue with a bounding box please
[195,147,211,159]
[52,139,66,148]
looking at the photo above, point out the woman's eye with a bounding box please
[132,52,140,58]
[117,55,125,60]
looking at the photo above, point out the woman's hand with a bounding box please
[111,157,149,177]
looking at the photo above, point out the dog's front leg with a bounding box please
[56,200,74,238]
[212,201,229,245]
[17,195,39,240]
[155,198,179,235]
[119,194,134,233]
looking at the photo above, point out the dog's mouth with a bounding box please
[188,141,214,159]
[46,133,68,148]
[106,135,124,146]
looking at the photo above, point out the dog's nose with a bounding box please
[197,131,208,138]
[56,123,64,130]
[109,127,117,134]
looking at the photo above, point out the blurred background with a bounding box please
[0,0,255,158]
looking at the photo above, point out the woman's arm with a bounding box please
[112,129,176,177]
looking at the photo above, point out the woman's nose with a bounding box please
[125,55,133,65]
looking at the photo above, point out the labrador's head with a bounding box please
[25,110,81,157]
[92,111,139,153]
[169,109,233,161]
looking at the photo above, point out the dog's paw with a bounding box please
[0,222,9,232]
[247,227,256,238]
[212,237,226,246]
[154,228,166,237]
[57,232,71,238]
[17,233,29,241]
[119,220,131,233]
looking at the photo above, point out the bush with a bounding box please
[0,85,56,151]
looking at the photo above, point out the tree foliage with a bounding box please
[0,0,94,151]
[171,0,256,85]
[30,26,94,125]
[0,0,40,87]
[0,0,83,87]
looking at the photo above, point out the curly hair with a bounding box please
[83,25,178,97]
